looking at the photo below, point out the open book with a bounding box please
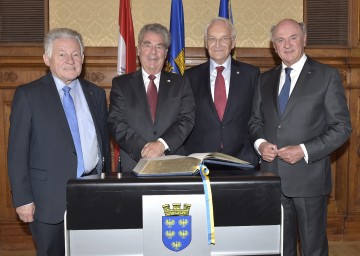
[132,152,254,176]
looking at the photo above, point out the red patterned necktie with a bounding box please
[214,66,226,121]
[147,75,157,122]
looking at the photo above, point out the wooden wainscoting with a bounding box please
[0,46,359,250]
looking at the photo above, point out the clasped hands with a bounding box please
[141,140,165,158]
[259,142,304,164]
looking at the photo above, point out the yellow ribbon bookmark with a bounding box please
[196,163,215,245]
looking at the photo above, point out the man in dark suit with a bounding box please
[108,23,195,172]
[249,19,352,255]
[183,17,259,166]
[7,28,110,255]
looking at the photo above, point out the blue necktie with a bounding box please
[62,86,85,177]
[278,67,292,115]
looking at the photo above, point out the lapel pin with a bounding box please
[167,79,171,83]
[236,71,240,74]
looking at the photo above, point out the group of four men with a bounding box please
[7,17,352,256]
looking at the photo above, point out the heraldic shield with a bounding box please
[162,203,192,252]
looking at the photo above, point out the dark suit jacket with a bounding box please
[108,69,195,172]
[183,58,260,166]
[7,73,110,224]
[249,57,352,197]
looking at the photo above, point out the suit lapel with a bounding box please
[273,66,282,116]
[281,59,313,117]
[201,62,220,120]
[225,60,243,120]
[41,74,75,147]
[264,65,282,118]
[156,71,173,124]
[132,70,153,123]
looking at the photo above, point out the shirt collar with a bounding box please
[210,55,231,72]
[142,69,161,82]
[52,74,77,93]
[282,54,307,73]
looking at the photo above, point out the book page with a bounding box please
[187,153,212,161]
[188,152,251,165]
[133,157,200,176]
[206,152,251,164]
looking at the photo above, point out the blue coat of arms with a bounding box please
[162,203,192,252]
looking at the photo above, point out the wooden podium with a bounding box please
[65,169,282,256]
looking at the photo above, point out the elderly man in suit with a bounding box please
[183,17,259,166]
[7,28,110,255]
[249,19,352,255]
[108,23,195,172]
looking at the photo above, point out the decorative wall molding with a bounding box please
[84,72,106,83]
[0,72,18,83]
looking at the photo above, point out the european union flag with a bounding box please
[218,0,233,22]
[166,0,185,75]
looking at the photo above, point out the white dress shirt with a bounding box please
[209,56,232,100]
[54,75,99,173]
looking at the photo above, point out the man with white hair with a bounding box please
[8,28,110,255]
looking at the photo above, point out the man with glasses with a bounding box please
[184,17,259,167]
[108,23,195,172]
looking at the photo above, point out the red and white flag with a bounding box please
[114,0,137,168]
[117,0,136,75]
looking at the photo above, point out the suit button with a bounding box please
[153,131,157,135]
[278,125,282,129]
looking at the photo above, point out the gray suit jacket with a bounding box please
[249,57,352,197]
[108,69,195,172]
[8,73,110,224]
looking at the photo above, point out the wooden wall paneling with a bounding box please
[345,85,360,240]
[0,46,48,250]
[327,66,351,240]
[350,0,360,47]
[0,88,36,250]
[344,59,360,240]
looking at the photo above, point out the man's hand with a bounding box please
[278,145,304,164]
[16,203,35,223]
[259,142,278,162]
[141,141,165,158]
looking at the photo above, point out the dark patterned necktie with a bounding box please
[278,67,292,115]
[147,75,158,122]
[214,66,226,121]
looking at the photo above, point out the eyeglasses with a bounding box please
[206,36,233,45]
[140,42,166,51]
